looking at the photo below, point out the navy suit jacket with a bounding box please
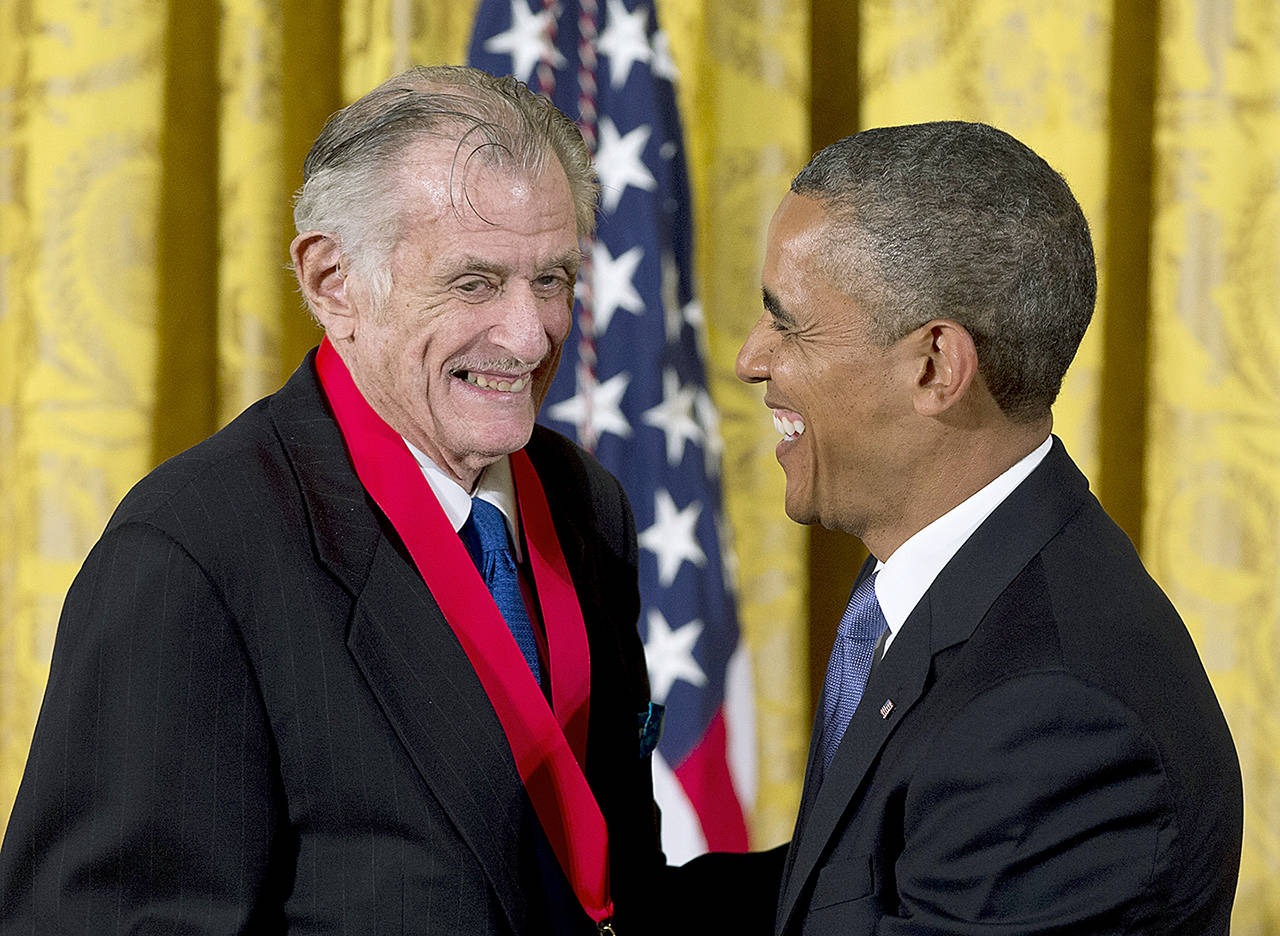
[777,438,1242,935]
[0,351,663,935]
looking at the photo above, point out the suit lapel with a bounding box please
[779,700,825,892]
[775,596,934,933]
[346,544,535,929]
[778,560,877,906]
[269,351,533,931]
[775,439,1092,934]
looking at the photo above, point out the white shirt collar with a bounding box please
[402,441,523,562]
[875,435,1053,652]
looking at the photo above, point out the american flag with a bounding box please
[469,0,754,861]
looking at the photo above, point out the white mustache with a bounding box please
[451,357,542,375]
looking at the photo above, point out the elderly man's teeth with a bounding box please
[464,372,527,392]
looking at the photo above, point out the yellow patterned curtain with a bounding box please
[1146,5,1280,931]
[2,1,1278,928]
[2,0,166,817]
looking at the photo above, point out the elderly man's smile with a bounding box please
[455,368,534,393]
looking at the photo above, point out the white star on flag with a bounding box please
[682,298,703,329]
[547,370,632,441]
[643,369,704,465]
[639,489,706,586]
[683,298,708,356]
[591,241,645,335]
[650,29,679,82]
[598,0,653,88]
[483,0,565,83]
[695,389,724,479]
[596,117,657,213]
[643,609,706,702]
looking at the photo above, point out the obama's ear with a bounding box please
[291,231,358,340]
[907,319,980,417]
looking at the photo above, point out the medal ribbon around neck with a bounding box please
[316,338,612,924]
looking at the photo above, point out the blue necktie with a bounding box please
[462,499,577,928]
[460,498,542,683]
[820,573,889,772]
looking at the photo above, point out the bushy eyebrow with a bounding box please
[762,286,797,328]
[544,249,583,277]
[444,249,583,280]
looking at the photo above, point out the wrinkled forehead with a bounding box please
[766,192,839,272]
[387,135,566,223]
[765,190,892,318]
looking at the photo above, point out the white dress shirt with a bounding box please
[403,441,523,561]
[876,435,1053,654]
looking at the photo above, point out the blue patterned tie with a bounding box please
[820,573,889,772]
[461,498,542,683]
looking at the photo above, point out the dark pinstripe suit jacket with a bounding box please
[0,351,663,935]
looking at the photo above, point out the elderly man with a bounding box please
[735,122,1242,934]
[0,66,662,934]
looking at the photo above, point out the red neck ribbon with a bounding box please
[316,338,613,925]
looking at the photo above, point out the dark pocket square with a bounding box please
[637,702,665,757]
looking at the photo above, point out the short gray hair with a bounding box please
[792,121,1096,421]
[294,65,597,306]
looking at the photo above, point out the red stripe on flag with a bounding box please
[672,709,749,852]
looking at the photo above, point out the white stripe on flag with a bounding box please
[724,643,757,812]
[652,751,707,864]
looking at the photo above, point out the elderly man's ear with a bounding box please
[908,319,980,418]
[292,232,357,339]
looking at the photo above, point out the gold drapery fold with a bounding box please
[342,0,475,98]
[219,0,289,421]
[215,0,344,425]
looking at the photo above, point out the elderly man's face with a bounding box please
[340,139,580,488]
[736,192,915,538]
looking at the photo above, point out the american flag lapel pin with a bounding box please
[879,699,894,719]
